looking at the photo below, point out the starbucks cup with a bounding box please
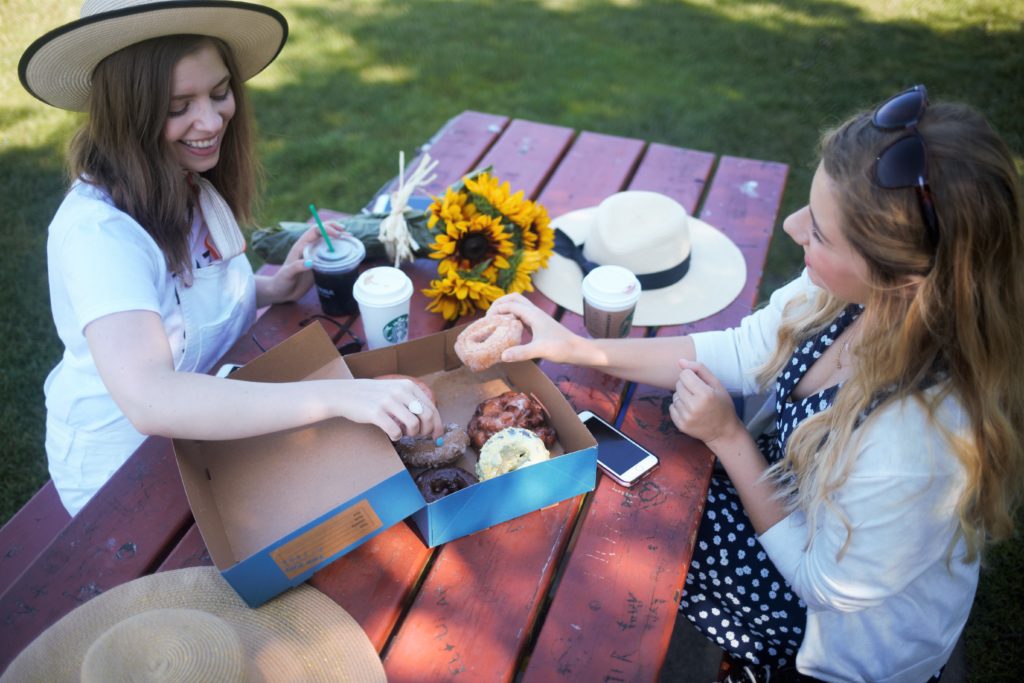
[303,234,366,317]
[353,266,414,349]
[581,265,642,338]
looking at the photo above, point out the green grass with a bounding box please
[2,0,1022,678]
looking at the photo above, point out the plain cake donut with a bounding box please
[454,314,523,372]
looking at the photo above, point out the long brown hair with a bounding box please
[68,34,259,276]
[760,100,1024,561]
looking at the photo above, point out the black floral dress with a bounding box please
[677,304,862,668]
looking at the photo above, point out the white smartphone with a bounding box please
[578,410,660,487]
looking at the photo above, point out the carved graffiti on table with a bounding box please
[432,586,466,675]
[618,478,667,512]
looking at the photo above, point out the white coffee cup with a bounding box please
[581,265,642,338]
[353,267,414,349]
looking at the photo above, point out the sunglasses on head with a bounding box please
[871,84,940,248]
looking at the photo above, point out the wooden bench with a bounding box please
[0,481,70,593]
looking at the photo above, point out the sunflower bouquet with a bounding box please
[250,164,554,321]
[422,170,555,320]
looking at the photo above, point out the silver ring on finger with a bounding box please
[407,399,425,416]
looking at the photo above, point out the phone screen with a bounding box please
[582,413,657,479]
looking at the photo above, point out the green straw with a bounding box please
[309,203,335,252]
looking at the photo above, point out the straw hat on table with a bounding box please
[0,566,386,682]
[19,0,288,112]
[533,190,747,326]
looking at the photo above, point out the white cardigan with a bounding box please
[690,271,977,683]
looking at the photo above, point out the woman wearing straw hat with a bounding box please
[490,86,1024,682]
[20,0,442,517]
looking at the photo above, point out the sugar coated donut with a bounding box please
[467,390,557,450]
[395,423,470,468]
[454,314,523,372]
[415,466,479,503]
[375,373,435,405]
[475,427,551,481]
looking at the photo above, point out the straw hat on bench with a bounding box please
[0,566,386,682]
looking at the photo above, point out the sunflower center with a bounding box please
[459,234,491,262]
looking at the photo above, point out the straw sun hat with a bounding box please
[532,190,747,327]
[0,567,387,682]
[19,0,288,112]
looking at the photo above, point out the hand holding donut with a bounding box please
[454,314,523,372]
[485,293,583,365]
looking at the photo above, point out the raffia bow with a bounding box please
[377,152,439,267]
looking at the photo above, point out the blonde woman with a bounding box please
[490,85,1023,682]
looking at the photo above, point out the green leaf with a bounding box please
[496,250,525,290]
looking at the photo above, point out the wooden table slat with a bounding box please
[0,481,70,595]
[373,110,510,202]
[0,437,193,669]
[628,143,717,216]
[476,118,576,199]
[309,521,435,652]
[382,500,581,683]
[156,523,213,572]
[535,130,646,223]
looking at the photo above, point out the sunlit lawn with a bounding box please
[2,0,1021,678]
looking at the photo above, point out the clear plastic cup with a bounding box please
[353,266,414,349]
[303,234,366,317]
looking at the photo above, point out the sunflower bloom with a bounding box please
[429,213,513,273]
[427,187,476,230]
[423,270,505,321]
[504,251,542,293]
[424,170,555,319]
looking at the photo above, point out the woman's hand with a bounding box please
[486,293,583,364]
[336,378,443,442]
[669,358,745,451]
[255,221,347,307]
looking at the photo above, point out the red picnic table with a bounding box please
[0,110,788,682]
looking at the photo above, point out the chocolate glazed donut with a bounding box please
[467,390,557,450]
[395,423,470,468]
[415,466,478,503]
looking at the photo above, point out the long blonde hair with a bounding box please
[760,100,1024,561]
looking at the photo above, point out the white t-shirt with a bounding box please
[44,180,256,515]
[691,271,977,683]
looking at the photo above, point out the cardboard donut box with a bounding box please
[172,322,598,607]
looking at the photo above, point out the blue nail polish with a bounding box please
[435,437,444,447]
[303,259,313,268]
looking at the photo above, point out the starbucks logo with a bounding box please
[618,310,635,338]
[383,314,409,344]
